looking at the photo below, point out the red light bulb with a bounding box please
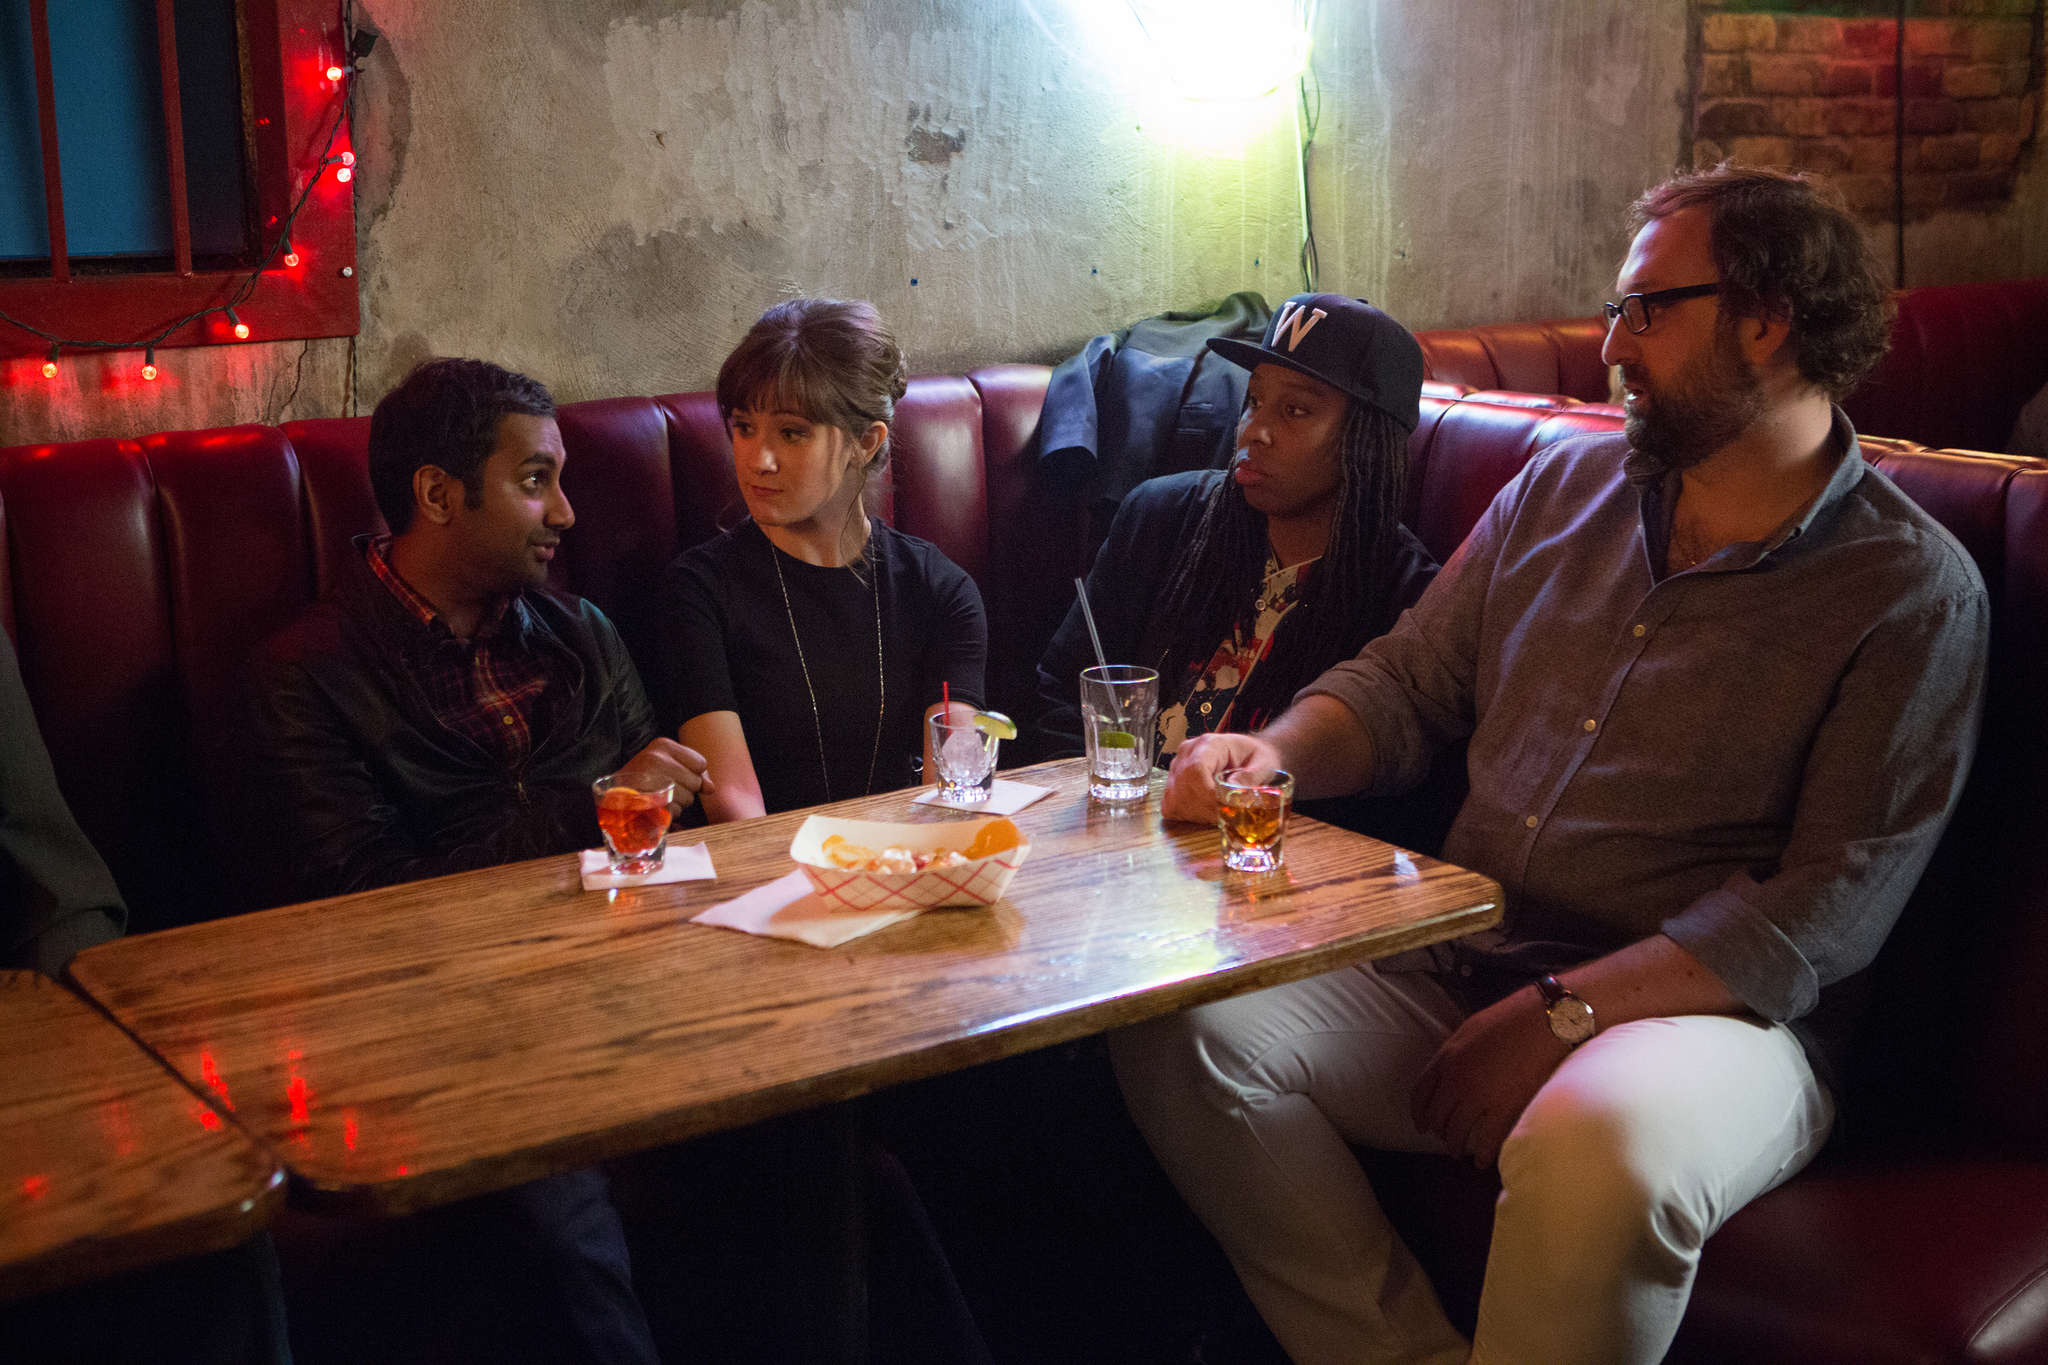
[42,360,57,379]
[340,151,355,167]
[336,166,353,184]
[234,322,250,340]
[325,64,344,81]
[283,250,300,267]
[142,362,158,381]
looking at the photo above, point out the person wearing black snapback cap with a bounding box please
[1029,293,1438,764]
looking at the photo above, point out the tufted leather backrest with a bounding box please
[971,364,1082,722]
[1844,278,2048,457]
[0,438,190,930]
[1417,279,2048,455]
[6,369,2047,1170]
[1415,317,1615,403]
[1967,467,2048,1149]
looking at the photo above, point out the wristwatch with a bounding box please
[1535,973,1597,1047]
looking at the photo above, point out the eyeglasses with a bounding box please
[1602,283,1720,335]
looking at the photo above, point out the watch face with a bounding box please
[1548,996,1596,1046]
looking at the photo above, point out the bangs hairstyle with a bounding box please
[715,298,909,477]
[367,357,555,534]
[1152,400,1412,732]
[1630,164,1892,398]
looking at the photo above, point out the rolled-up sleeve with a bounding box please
[1300,464,1532,796]
[1661,586,1989,1019]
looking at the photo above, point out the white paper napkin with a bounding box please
[911,778,1055,815]
[579,841,716,891]
[690,868,925,948]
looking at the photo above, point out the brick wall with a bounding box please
[1692,5,2043,216]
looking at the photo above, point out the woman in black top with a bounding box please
[1033,293,1438,764]
[653,299,986,820]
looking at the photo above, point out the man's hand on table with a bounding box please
[1162,732,1285,823]
[615,738,713,812]
[1409,987,1570,1170]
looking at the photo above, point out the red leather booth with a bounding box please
[1416,278,2048,459]
[6,375,2048,1360]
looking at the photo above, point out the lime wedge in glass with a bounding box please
[973,710,1018,740]
[1096,729,1138,749]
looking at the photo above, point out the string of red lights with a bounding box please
[1,62,357,383]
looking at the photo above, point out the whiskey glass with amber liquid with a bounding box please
[1217,767,1294,873]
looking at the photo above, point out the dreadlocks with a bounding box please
[1151,400,1411,731]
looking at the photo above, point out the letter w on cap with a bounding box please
[1272,301,1328,352]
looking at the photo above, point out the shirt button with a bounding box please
[1525,815,1539,829]
[1633,624,1646,637]
[502,715,515,725]
[1459,964,1474,977]
[1583,719,1597,732]
[1199,701,1212,714]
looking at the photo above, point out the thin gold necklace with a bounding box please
[768,534,885,802]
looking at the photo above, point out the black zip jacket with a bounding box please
[246,543,658,905]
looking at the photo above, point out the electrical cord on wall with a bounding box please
[1894,0,1906,288]
[1294,0,1322,293]
[1295,57,1321,293]
[344,0,367,416]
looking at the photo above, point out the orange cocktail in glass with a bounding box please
[592,774,675,875]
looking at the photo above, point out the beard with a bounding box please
[1622,320,1769,476]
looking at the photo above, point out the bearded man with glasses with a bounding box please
[1116,164,1990,1365]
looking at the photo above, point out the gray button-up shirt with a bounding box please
[1305,414,1988,1078]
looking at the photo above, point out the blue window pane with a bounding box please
[0,0,246,265]
[0,0,49,259]
[49,0,173,258]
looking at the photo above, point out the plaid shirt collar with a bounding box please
[365,535,516,643]
[362,536,567,769]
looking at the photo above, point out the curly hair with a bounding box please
[368,358,556,534]
[1630,164,1892,398]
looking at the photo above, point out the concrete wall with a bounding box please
[3,0,2030,447]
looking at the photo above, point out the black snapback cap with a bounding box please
[1207,293,1425,432]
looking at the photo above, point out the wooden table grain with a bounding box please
[69,759,1500,1217]
[0,971,285,1302]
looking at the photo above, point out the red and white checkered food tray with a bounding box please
[789,815,1032,913]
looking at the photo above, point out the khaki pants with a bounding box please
[1108,962,1833,1365]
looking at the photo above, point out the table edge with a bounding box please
[277,887,1501,1217]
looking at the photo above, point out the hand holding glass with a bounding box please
[1218,767,1294,872]
[928,712,998,804]
[1080,665,1159,803]
[593,773,675,874]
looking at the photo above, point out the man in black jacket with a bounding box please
[250,359,706,898]
[248,357,708,1365]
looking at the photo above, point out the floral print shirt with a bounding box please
[1157,554,1315,757]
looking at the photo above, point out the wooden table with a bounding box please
[0,971,285,1302]
[69,759,1500,1218]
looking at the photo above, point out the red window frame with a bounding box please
[0,0,359,360]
